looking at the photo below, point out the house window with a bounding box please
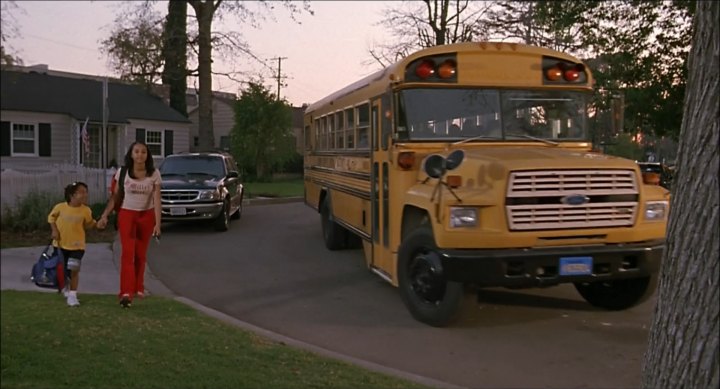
[219,136,230,150]
[146,130,163,156]
[12,123,37,155]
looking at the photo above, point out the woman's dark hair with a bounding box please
[122,141,156,178]
[64,182,88,203]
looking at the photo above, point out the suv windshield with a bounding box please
[160,156,226,179]
[397,88,589,142]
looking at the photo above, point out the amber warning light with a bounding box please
[406,55,458,82]
[542,57,586,84]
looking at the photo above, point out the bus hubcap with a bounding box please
[409,252,446,304]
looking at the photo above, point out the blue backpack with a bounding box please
[30,245,68,291]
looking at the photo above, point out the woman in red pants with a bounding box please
[98,141,162,308]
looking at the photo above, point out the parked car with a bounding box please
[637,162,673,190]
[158,152,244,231]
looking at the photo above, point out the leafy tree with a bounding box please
[641,1,719,387]
[532,1,693,141]
[485,1,585,51]
[230,82,294,181]
[0,0,23,66]
[602,133,644,161]
[100,3,165,88]
[369,0,492,66]
[162,0,188,117]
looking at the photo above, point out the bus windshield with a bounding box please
[397,89,589,142]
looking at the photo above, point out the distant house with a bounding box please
[0,65,191,170]
[187,89,306,155]
[186,89,237,152]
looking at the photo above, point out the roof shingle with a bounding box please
[0,70,190,123]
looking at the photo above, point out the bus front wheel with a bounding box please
[398,226,463,327]
[321,199,348,250]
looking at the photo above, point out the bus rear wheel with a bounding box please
[574,276,656,310]
[321,199,348,250]
[398,226,463,327]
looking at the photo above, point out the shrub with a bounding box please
[0,190,110,233]
[1,191,63,232]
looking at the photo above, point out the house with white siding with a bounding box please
[186,89,237,152]
[0,66,191,171]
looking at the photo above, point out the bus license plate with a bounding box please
[559,256,593,276]
[170,208,186,216]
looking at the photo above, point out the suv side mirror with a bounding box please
[227,171,239,179]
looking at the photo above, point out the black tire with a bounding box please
[231,195,243,220]
[397,226,464,327]
[214,201,230,231]
[321,199,348,250]
[574,276,657,310]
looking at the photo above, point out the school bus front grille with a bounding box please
[506,202,637,230]
[506,169,639,230]
[507,169,637,197]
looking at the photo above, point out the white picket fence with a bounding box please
[1,164,115,210]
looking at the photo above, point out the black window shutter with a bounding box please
[164,130,173,156]
[136,128,146,142]
[0,121,10,156]
[38,123,52,157]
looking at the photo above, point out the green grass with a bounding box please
[0,291,428,389]
[244,177,304,198]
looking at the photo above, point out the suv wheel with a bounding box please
[214,201,230,231]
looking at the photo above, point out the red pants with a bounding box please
[117,208,155,300]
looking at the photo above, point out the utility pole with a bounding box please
[271,56,288,101]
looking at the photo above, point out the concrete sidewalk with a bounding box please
[0,240,173,298]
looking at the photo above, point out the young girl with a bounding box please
[48,182,99,307]
[98,141,162,308]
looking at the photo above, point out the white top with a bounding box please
[115,169,162,211]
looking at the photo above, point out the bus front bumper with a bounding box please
[436,240,665,287]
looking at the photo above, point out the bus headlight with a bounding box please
[199,189,222,200]
[449,207,478,228]
[644,201,668,221]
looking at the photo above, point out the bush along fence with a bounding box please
[1,164,114,212]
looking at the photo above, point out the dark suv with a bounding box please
[158,152,244,231]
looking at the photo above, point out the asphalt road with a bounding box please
[147,202,656,389]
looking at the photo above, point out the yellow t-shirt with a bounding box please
[48,202,96,250]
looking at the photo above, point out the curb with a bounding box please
[242,196,304,206]
[177,296,467,389]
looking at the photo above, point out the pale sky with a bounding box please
[6,0,394,107]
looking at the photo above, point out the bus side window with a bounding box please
[381,93,391,150]
[335,112,344,149]
[305,124,312,151]
[345,108,355,149]
[327,115,335,149]
[315,118,322,150]
[357,103,370,149]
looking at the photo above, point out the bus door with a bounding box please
[370,97,393,281]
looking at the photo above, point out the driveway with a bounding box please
[147,202,655,389]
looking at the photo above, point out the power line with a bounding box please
[23,33,98,53]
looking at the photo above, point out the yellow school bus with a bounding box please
[303,42,668,327]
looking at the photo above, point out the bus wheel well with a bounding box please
[401,206,431,241]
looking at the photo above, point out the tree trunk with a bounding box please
[642,2,719,388]
[162,0,188,117]
[193,0,215,151]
